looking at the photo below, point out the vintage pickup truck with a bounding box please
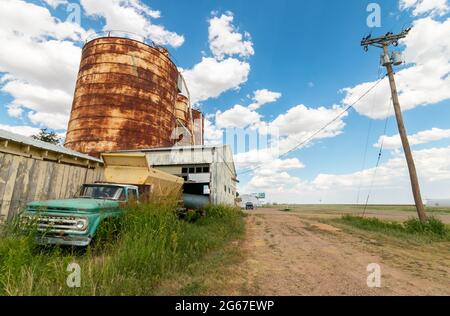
[19,153,205,247]
[21,183,140,246]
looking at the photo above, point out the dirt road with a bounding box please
[230,208,450,296]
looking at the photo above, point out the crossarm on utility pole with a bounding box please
[361,28,428,222]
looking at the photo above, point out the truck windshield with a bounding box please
[78,185,125,201]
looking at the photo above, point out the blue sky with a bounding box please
[0,0,449,204]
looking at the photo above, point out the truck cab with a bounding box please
[21,183,139,247]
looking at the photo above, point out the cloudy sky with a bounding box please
[0,0,449,204]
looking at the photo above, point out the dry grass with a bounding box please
[0,203,245,296]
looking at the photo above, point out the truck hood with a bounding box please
[27,198,120,212]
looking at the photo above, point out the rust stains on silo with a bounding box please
[192,109,204,146]
[175,94,190,132]
[64,37,180,157]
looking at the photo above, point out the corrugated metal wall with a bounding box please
[142,146,237,206]
[65,37,181,157]
[209,147,237,206]
[0,152,104,222]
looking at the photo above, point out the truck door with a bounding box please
[127,188,138,204]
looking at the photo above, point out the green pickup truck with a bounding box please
[20,183,140,247]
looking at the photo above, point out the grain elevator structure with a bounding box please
[65,34,204,158]
[63,32,236,206]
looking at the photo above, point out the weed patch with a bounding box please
[0,203,244,295]
[336,215,450,241]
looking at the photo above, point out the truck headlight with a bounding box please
[76,220,87,230]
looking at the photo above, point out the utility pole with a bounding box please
[361,29,428,222]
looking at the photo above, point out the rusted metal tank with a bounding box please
[175,94,190,130]
[192,109,204,146]
[65,36,180,157]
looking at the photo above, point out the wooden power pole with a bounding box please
[361,29,428,222]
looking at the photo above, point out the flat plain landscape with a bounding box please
[268,204,450,223]
[171,205,450,296]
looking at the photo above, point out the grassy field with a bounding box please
[263,204,450,241]
[333,215,450,243]
[0,203,245,296]
[263,204,450,214]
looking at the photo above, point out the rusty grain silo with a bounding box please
[65,36,181,157]
[175,94,191,131]
[192,109,204,146]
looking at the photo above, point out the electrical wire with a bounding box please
[238,75,387,176]
[356,66,383,205]
[361,97,393,217]
[356,113,374,205]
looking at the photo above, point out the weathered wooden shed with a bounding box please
[0,129,104,222]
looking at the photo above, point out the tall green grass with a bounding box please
[336,215,450,241]
[0,203,244,296]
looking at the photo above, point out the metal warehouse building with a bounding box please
[111,145,238,206]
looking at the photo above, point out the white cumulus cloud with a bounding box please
[80,0,184,47]
[242,158,305,193]
[0,0,86,129]
[182,57,250,104]
[268,104,347,154]
[0,0,87,41]
[182,11,253,105]
[215,104,261,129]
[0,124,41,137]
[209,12,254,60]
[248,89,282,110]
[400,0,449,16]
[375,127,450,149]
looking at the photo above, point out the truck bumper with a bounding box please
[37,236,92,247]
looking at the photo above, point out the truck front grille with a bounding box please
[23,215,88,234]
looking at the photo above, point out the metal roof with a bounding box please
[85,183,139,189]
[0,129,103,163]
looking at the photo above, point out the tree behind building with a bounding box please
[32,128,61,145]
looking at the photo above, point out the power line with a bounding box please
[356,65,383,205]
[361,97,392,217]
[238,75,387,176]
[355,106,374,205]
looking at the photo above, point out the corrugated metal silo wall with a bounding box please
[65,37,179,157]
[192,109,205,146]
[175,94,191,132]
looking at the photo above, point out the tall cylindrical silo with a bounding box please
[64,36,180,157]
[175,94,191,132]
[192,109,204,146]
